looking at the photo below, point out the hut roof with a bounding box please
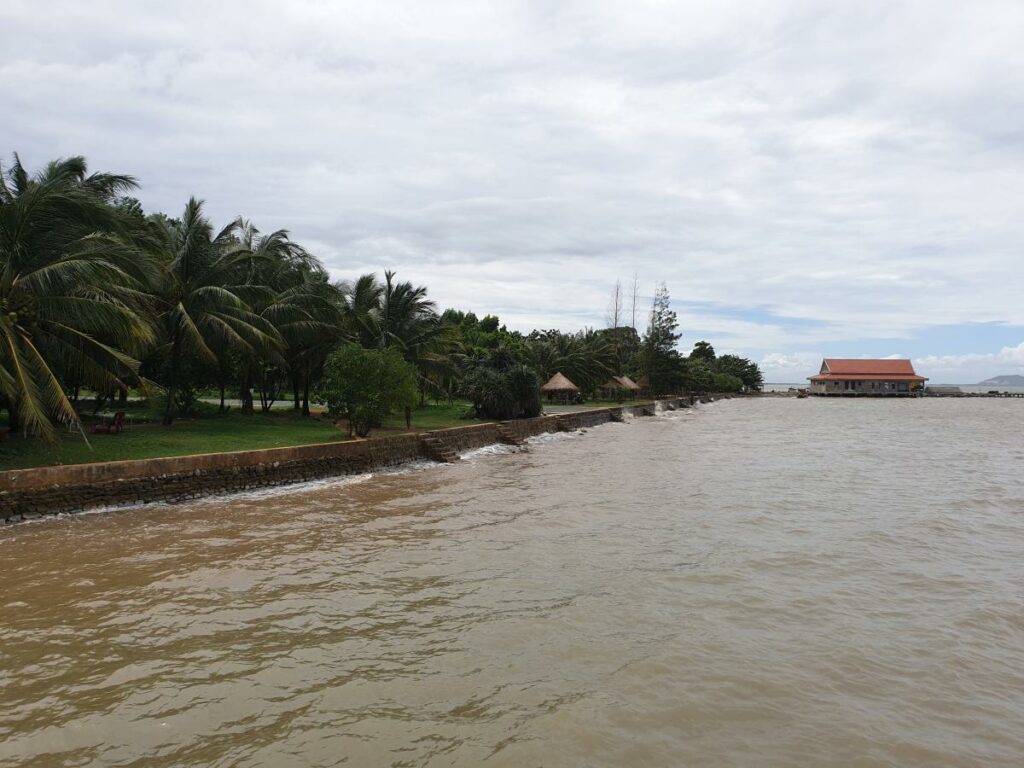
[603,375,641,391]
[617,375,641,391]
[541,371,579,392]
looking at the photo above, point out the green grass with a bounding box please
[0,412,347,470]
[380,401,479,431]
[0,398,648,471]
[0,402,482,470]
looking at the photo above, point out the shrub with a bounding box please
[317,344,418,437]
[462,358,542,420]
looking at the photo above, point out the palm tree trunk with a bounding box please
[262,371,275,413]
[293,373,301,411]
[3,398,20,433]
[163,339,180,426]
[302,380,310,416]
[241,365,254,415]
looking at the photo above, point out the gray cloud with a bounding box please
[3,0,1023,379]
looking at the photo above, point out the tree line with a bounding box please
[0,154,762,440]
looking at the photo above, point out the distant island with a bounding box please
[978,375,1024,386]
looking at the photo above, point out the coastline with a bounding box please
[0,396,723,524]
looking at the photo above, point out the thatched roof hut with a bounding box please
[541,371,579,392]
[615,375,641,391]
[600,375,642,400]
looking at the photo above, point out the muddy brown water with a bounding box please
[2,398,1023,767]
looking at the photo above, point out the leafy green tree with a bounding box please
[478,314,500,334]
[443,311,527,415]
[681,359,715,392]
[317,344,418,437]
[712,372,744,392]
[689,340,716,363]
[0,154,152,438]
[601,325,641,376]
[713,354,763,392]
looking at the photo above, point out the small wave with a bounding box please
[192,471,379,505]
[3,466,411,526]
[526,430,585,446]
[460,444,520,461]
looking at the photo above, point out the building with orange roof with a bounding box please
[808,359,927,397]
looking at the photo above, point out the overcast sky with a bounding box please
[4,1,1023,382]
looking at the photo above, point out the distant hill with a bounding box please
[978,374,1024,386]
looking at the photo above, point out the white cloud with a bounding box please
[3,0,1024,379]
[916,342,1024,371]
[759,352,825,381]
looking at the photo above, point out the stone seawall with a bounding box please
[424,423,502,454]
[0,397,703,523]
[500,415,563,441]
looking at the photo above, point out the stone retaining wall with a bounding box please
[0,397,711,522]
[0,434,425,522]
[499,415,562,441]
[424,423,502,454]
[555,408,618,430]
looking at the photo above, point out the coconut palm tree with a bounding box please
[147,199,281,425]
[281,272,344,415]
[0,154,152,438]
[338,270,454,401]
[234,219,342,413]
[377,270,435,348]
[337,272,384,348]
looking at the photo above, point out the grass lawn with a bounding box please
[1,397,660,471]
[0,402,481,470]
[380,401,479,431]
[0,412,346,470]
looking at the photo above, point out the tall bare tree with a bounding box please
[606,279,623,329]
[630,272,640,331]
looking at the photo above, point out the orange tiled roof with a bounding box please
[809,358,927,382]
[809,373,926,381]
